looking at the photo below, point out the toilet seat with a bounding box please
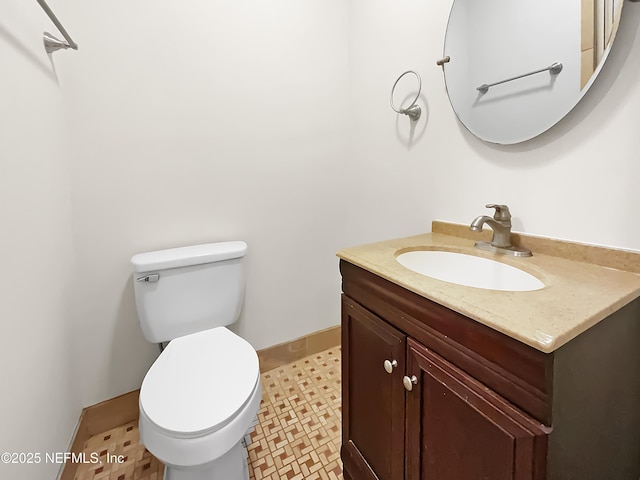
[140,327,259,439]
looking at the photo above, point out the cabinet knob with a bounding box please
[383,359,398,374]
[403,375,418,391]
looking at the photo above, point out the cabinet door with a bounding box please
[406,338,548,480]
[342,295,406,480]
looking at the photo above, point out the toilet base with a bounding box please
[164,441,249,480]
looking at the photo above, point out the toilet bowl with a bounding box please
[138,327,261,480]
[131,241,260,480]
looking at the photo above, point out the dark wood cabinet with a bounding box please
[340,259,640,480]
[406,338,547,480]
[341,296,405,480]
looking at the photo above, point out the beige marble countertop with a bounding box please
[337,222,640,353]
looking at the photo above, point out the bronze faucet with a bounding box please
[470,204,532,257]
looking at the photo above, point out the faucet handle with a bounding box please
[485,204,511,221]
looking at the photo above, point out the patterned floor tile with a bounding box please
[74,421,164,480]
[249,348,342,480]
[74,347,342,480]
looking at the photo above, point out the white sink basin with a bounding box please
[396,250,544,292]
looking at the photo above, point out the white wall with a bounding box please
[58,0,350,407]
[0,4,79,479]
[2,1,639,476]
[348,0,640,251]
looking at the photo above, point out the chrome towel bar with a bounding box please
[477,62,562,94]
[36,0,78,53]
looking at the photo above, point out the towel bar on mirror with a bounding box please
[477,62,563,94]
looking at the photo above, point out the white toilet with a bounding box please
[131,241,261,480]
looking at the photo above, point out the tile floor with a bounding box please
[74,347,343,480]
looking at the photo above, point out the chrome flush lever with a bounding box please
[136,273,160,283]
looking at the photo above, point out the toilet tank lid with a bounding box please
[131,241,247,272]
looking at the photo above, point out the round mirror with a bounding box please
[443,0,624,144]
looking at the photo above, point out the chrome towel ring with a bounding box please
[390,70,422,121]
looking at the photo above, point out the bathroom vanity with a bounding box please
[338,222,640,480]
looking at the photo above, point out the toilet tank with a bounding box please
[131,241,247,343]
